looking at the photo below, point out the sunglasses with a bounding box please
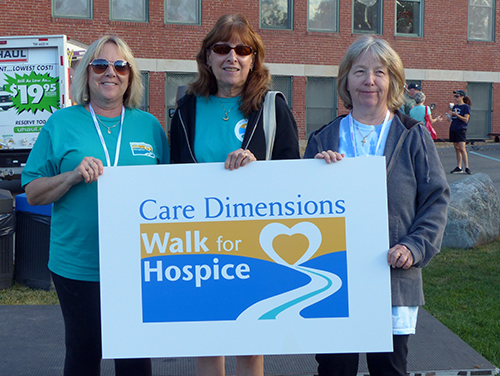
[89,59,130,76]
[454,95,460,98]
[212,44,254,56]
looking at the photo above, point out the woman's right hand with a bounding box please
[74,157,104,184]
[314,150,345,164]
[25,157,104,206]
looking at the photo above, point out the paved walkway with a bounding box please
[0,305,497,376]
[1,142,499,376]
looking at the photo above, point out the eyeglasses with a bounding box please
[89,59,130,76]
[211,44,254,56]
[454,95,460,98]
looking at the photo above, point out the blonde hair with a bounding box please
[188,14,271,117]
[337,35,405,112]
[71,35,143,108]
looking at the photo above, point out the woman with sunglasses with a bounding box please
[21,36,169,376]
[170,13,299,376]
[447,90,472,174]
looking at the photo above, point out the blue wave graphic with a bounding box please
[142,254,310,322]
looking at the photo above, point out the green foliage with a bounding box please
[424,238,500,368]
[0,282,59,305]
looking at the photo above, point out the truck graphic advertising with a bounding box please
[0,35,71,179]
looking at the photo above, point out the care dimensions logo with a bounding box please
[140,217,349,323]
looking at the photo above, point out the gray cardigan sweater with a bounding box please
[304,111,450,306]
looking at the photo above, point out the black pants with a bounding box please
[52,272,152,376]
[316,335,409,376]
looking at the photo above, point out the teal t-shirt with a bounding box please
[21,105,170,281]
[409,105,428,123]
[194,95,247,163]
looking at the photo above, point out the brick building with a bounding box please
[1,0,499,143]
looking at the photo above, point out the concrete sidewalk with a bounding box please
[0,305,497,376]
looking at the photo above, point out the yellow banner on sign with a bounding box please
[140,217,346,264]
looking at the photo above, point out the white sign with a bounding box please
[98,158,392,359]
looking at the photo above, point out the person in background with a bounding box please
[402,82,420,115]
[409,91,442,125]
[447,89,472,174]
[22,35,169,376]
[170,13,299,376]
[304,35,450,376]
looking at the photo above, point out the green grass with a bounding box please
[423,237,500,368]
[1,239,499,369]
[0,281,59,305]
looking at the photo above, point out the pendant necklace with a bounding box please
[96,117,120,134]
[348,110,391,157]
[218,96,240,121]
[355,123,380,147]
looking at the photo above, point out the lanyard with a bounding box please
[89,103,124,167]
[348,109,391,157]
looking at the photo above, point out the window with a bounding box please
[261,0,293,29]
[165,73,197,132]
[140,72,149,112]
[165,0,200,24]
[270,76,293,108]
[468,0,495,41]
[466,82,492,139]
[52,0,92,19]
[110,0,148,22]
[353,0,382,34]
[306,77,336,136]
[396,0,423,36]
[308,0,339,32]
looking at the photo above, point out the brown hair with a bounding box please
[337,35,405,112]
[188,14,271,117]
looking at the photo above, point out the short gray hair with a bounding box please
[337,35,405,112]
[414,91,426,104]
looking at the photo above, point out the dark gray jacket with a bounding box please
[304,111,450,306]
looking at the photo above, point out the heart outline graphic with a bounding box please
[259,222,322,266]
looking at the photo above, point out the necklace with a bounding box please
[354,123,380,147]
[96,116,120,134]
[218,97,240,121]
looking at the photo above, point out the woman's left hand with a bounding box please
[314,150,345,164]
[387,244,414,269]
[224,148,256,170]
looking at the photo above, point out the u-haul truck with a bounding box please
[0,35,75,180]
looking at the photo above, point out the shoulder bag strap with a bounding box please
[263,91,282,160]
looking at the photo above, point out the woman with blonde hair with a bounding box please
[305,35,449,376]
[22,35,169,376]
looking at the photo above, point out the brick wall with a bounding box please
[1,0,499,138]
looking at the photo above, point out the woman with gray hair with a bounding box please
[21,35,169,376]
[305,35,449,376]
[409,91,442,126]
